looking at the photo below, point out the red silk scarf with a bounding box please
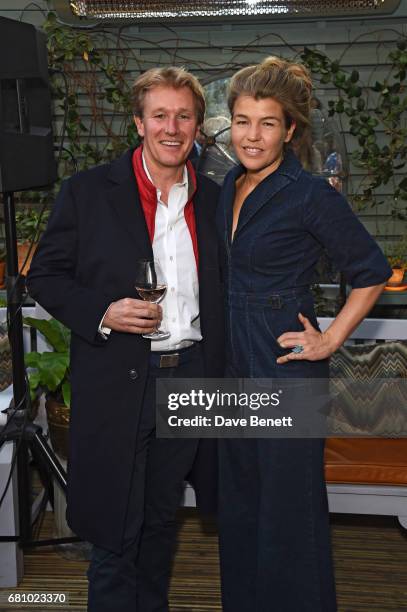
[132,146,199,269]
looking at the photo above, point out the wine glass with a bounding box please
[135,259,170,340]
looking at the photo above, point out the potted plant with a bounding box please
[24,316,71,459]
[23,315,89,551]
[15,208,50,275]
[385,239,407,287]
[0,248,6,288]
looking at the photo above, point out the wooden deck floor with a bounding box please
[1,510,407,611]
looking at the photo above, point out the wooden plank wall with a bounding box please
[1,0,406,246]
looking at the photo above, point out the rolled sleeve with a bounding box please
[304,178,392,288]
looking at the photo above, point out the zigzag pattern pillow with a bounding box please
[329,342,407,436]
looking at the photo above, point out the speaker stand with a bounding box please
[0,191,79,549]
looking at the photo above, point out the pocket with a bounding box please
[261,304,302,357]
[296,293,320,330]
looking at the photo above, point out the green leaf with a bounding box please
[348,85,362,98]
[331,60,340,74]
[36,351,69,392]
[304,47,325,61]
[25,351,42,368]
[27,370,41,397]
[350,70,359,83]
[68,109,79,122]
[399,177,407,191]
[335,99,345,113]
[24,317,70,352]
[62,381,71,408]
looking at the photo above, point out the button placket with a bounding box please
[166,204,178,333]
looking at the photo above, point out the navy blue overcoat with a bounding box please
[27,149,224,553]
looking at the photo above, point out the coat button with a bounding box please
[129,368,138,380]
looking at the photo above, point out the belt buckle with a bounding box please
[159,353,179,368]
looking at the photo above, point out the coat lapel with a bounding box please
[220,171,236,249]
[107,150,153,260]
[193,183,212,281]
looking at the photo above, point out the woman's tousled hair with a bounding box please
[228,56,313,166]
[132,66,205,125]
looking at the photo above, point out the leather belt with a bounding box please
[150,343,198,369]
[159,353,180,368]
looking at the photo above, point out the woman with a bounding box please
[216,57,391,612]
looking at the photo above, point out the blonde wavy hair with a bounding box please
[132,66,205,125]
[228,57,313,166]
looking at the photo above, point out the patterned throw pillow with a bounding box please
[0,323,12,391]
[329,342,407,436]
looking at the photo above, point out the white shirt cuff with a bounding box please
[98,305,112,339]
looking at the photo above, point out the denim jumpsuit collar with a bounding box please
[225,149,303,245]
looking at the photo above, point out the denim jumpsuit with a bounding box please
[216,150,391,612]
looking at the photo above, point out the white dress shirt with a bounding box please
[100,156,202,351]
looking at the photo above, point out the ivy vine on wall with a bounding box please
[301,42,407,218]
[44,11,139,179]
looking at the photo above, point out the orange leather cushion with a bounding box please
[324,438,407,485]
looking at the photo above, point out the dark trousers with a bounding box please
[87,345,204,612]
[218,438,337,612]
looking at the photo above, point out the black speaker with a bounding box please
[0,17,57,192]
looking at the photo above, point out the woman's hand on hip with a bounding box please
[276,312,336,364]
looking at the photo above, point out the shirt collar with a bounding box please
[141,152,188,197]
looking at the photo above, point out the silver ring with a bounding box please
[291,345,304,354]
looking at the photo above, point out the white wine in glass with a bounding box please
[135,259,170,340]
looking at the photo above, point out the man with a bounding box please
[27,67,224,612]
